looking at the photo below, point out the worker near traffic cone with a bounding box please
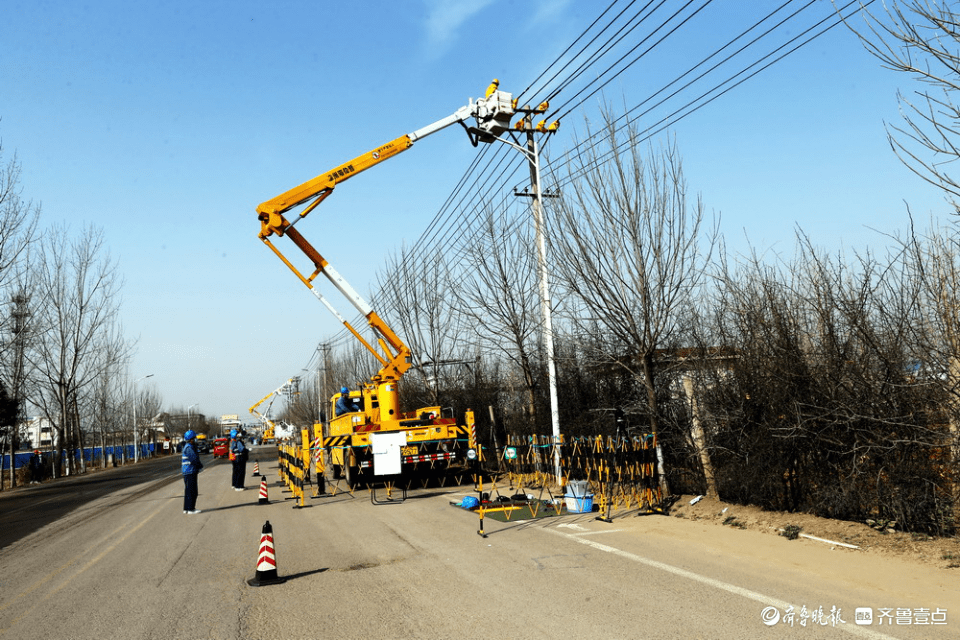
[247,520,285,586]
[230,429,248,491]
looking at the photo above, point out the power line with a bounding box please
[308,0,874,358]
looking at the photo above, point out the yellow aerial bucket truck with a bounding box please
[255,81,556,486]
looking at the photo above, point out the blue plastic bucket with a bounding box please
[564,494,594,513]
[567,480,590,497]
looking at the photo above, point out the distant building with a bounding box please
[219,414,242,436]
[20,417,57,451]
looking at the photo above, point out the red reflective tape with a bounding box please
[403,452,456,463]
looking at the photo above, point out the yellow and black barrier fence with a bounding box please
[308,423,327,498]
[275,429,323,509]
[493,433,664,515]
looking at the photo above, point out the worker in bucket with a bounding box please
[181,430,204,514]
[335,386,359,416]
[230,429,248,491]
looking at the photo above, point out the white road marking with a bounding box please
[544,527,897,639]
[575,529,624,536]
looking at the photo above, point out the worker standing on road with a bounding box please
[29,450,43,484]
[181,430,203,514]
[230,429,248,491]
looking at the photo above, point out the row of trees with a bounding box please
[281,125,955,535]
[0,144,178,487]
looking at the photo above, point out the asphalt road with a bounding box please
[0,446,954,640]
[0,452,229,549]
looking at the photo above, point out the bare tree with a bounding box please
[129,384,162,459]
[0,144,40,487]
[899,219,960,526]
[90,355,128,469]
[698,229,955,532]
[0,146,40,286]
[376,247,469,407]
[845,0,960,209]
[28,224,129,476]
[549,121,717,444]
[456,209,543,429]
[284,375,320,428]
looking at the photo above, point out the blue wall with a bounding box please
[2,443,158,470]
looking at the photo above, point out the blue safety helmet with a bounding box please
[340,386,349,394]
[230,429,238,438]
[184,429,196,441]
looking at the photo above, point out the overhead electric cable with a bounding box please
[319,0,874,353]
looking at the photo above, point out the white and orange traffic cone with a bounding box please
[247,520,285,587]
[257,476,269,505]
[252,461,260,477]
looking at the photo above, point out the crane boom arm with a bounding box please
[249,377,299,436]
[255,82,518,384]
[256,134,413,231]
[257,82,515,239]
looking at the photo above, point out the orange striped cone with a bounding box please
[252,461,260,477]
[257,476,269,505]
[247,520,285,586]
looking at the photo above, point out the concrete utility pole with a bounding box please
[495,104,561,483]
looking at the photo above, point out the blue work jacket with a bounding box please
[230,438,247,461]
[181,442,203,475]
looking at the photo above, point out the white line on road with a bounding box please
[575,529,624,536]
[544,527,897,640]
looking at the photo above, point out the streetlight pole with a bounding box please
[187,403,198,436]
[133,374,154,463]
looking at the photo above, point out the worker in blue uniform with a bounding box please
[181,430,204,514]
[230,429,248,490]
[335,386,359,416]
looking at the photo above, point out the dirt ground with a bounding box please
[667,493,960,571]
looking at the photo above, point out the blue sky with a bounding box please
[1,1,952,420]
